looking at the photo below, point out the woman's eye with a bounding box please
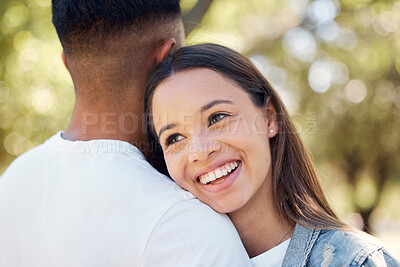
[208,113,228,126]
[165,134,184,146]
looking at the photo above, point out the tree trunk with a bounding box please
[357,163,388,234]
[359,208,374,234]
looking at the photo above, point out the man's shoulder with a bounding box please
[142,198,252,266]
[1,141,48,177]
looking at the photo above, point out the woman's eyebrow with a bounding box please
[200,99,234,113]
[158,123,176,139]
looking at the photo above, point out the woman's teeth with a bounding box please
[199,161,239,185]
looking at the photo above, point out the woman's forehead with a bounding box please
[152,68,245,111]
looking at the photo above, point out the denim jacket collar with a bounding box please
[281,223,321,267]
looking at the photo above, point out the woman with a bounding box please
[144,43,399,266]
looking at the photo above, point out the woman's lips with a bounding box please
[198,161,242,193]
[198,160,240,185]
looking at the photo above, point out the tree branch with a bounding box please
[182,0,214,36]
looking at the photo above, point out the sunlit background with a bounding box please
[1,0,399,256]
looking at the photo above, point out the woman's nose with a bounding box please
[187,136,221,163]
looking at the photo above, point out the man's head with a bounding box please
[52,0,184,103]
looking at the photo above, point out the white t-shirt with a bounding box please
[0,132,252,267]
[251,238,291,267]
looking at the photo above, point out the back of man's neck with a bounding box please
[62,104,146,153]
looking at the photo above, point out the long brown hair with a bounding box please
[144,43,347,230]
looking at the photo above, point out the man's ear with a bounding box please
[265,97,278,137]
[154,37,176,64]
[62,50,69,71]
[144,38,176,76]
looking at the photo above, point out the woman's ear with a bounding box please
[265,97,278,137]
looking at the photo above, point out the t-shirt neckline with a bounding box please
[47,131,146,160]
[250,238,291,267]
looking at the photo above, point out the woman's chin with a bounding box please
[204,200,240,214]
[212,206,232,214]
[194,197,232,214]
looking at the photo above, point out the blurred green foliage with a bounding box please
[0,0,74,174]
[1,0,399,254]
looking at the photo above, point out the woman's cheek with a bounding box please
[165,153,189,188]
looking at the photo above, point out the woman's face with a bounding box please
[151,68,277,213]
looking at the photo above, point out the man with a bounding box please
[0,1,252,266]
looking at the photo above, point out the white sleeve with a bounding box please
[141,199,252,267]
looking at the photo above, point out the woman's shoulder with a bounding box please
[283,223,399,266]
[309,228,399,267]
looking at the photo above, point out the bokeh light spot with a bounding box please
[13,31,34,52]
[373,11,399,36]
[1,4,29,33]
[307,0,339,24]
[283,27,316,62]
[374,80,394,110]
[317,21,340,42]
[336,28,357,50]
[344,80,367,103]
[308,60,332,93]
[32,87,54,114]
[330,60,349,85]
[4,132,32,156]
[17,48,39,72]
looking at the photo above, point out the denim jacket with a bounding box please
[281,223,400,267]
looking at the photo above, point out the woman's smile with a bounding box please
[197,160,241,193]
[197,160,239,185]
